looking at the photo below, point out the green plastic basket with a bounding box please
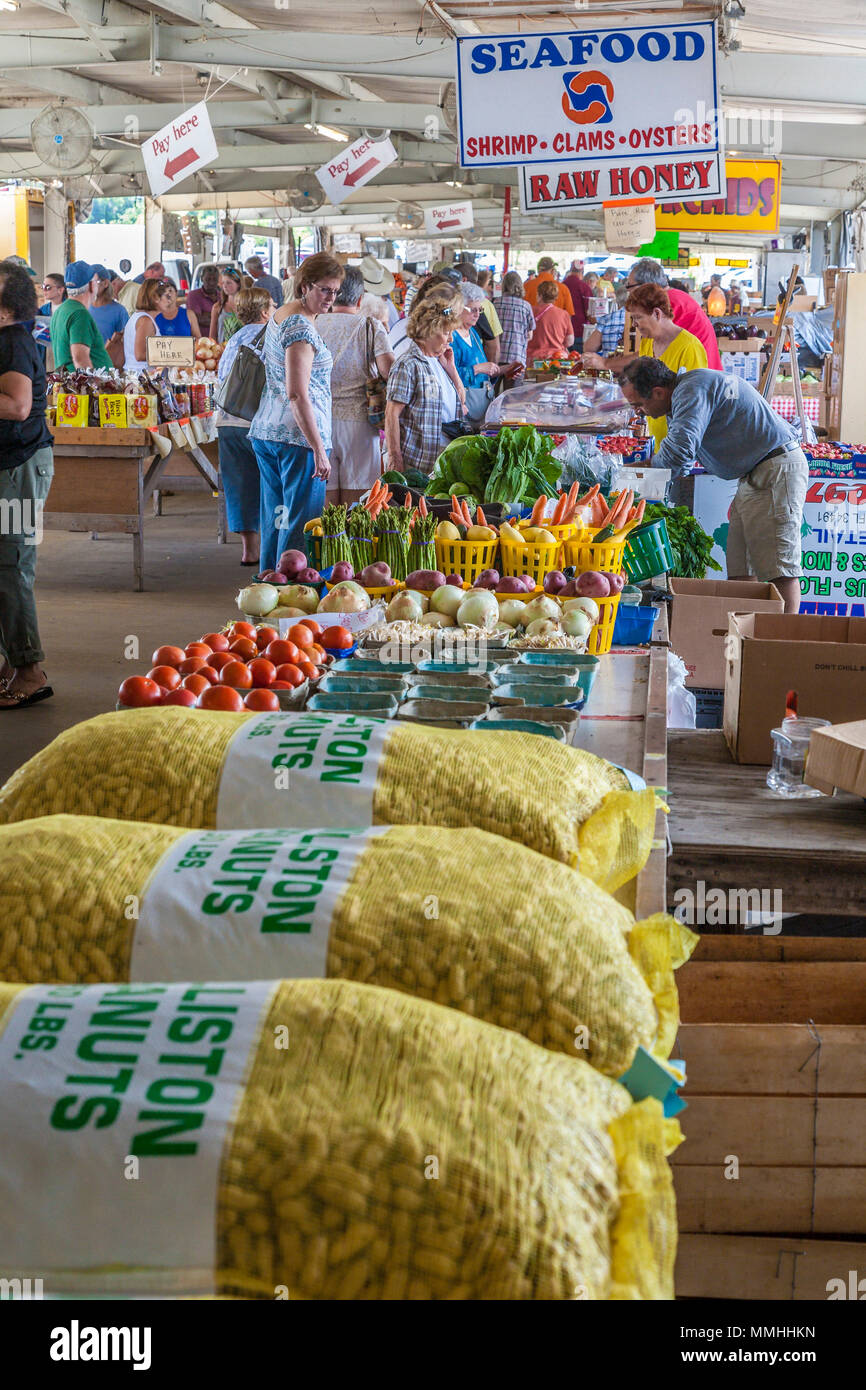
[623,518,675,582]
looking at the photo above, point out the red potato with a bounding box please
[543,571,567,595]
[575,571,611,598]
[600,571,626,594]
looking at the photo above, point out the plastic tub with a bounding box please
[398,698,489,728]
[491,664,581,687]
[405,670,491,690]
[330,656,416,674]
[612,604,659,646]
[492,682,583,708]
[477,704,580,740]
[406,683,493,704]
[470,717,565,741]
[623,518,674,582]
[318,673,407,694]
[306,691,399,716]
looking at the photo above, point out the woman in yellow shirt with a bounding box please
[626,283,707,449]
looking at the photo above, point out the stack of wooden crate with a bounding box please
[674,935,866,1300]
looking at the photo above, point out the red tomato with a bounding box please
[118,676,162,708]
[185,642,213,659]
[274,663,305,688]
[201,632,230,652]
[321,625,352,650]
[229,621,256,640]
[243,688,281,712]
[308,642,325,661]
[255,625,279,650]
[271,680,293,690]
[287,624,315,649]
[296,659,317,681]
[228,636,257,661]
[161,687,197,707]
[197,665,219,685]
[207,650,235,672]
[181,673,211,696]
[178,655,206,676]
[151,644,186,668]
[220,660,253,689]
[265,639,299,666]
[196,686,244,712]
[248,657,277,688]
[148,665,182,691]
[299,619,323,638]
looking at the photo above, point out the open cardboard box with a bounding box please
[806,720,866,797]
[669,579,783,689]
[724,612,866,765]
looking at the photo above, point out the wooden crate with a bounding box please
[674,938,866,1298]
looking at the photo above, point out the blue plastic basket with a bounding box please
[612,603,659,646]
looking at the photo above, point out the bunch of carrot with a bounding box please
[574,483,645,534]
[365,477,392,521]
[449,497,474,529]
[528,481,583,527]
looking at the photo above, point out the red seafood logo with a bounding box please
[562,70,614,125]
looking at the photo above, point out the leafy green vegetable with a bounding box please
[641,502,722,579]
[428,426,562,506]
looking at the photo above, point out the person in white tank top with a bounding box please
[123,278,171,368]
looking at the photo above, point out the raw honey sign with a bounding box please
[655,158,781,233]
[457,21,724,211]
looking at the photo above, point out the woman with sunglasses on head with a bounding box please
[38,275,66,318]
[209,267,251,344]
[123,279,174,370]
[249,252,343,572]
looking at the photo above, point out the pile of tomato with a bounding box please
[596,435,645,454]
[118,618,354,713]
[806,442,866,460]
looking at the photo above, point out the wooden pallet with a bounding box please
[674,936,866,1298]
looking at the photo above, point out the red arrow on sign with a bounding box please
[344,157,379,188]
[436,218,462,229]
[164,147,200,181]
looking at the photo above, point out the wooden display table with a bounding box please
[46,424,226,591]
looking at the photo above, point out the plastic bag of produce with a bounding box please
[0,977,679,1299]
[0,710,659,891]
[0,816,694,1075]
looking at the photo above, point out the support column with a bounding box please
[43,187,68,277]
[144,198,163,269]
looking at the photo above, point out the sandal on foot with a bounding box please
[0,683,54,709]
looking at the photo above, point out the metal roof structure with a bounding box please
[1,1,864,247]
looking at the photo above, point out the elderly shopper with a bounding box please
[315,266,394,507]
[249,251,343,573]
[618,359,807,613]
[49,261,113,371]
[626,258,721,370]
[0,260,54,709]
[215,286,275,566]
[385,287,467,476]
[492,271,536,371]
[450,282,523,407]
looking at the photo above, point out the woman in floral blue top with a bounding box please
[249,251,343,571]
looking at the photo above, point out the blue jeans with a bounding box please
[218,426,261,533]
[251,439,326,573]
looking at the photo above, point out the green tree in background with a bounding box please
[87,197,143,224]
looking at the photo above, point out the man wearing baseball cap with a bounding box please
[49,261,113,372]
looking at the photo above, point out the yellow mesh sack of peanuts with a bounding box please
[0,815,693,1076]
[0,708,658,892]
[0,977,679,1299]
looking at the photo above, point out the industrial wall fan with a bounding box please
[31,104,95,172]
[394,202,423,231]
[287,171,326,213]
[439,83,458,138]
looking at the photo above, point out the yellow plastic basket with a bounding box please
[434,537,499,584]
[499,537,562,585]
[517,519,582,546]
[563,528,628,574]
[586,593,621,656]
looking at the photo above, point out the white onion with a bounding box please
[237,582,279,616]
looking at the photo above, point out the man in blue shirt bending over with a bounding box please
[618,359,808,613]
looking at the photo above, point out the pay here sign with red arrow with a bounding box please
[142,102,219,199]
[315,136,398,207]
[424,200,474,235]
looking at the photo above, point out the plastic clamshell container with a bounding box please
[405,683,493,704]
[477,703,580,740]
[470,717,565,741]
[306,691,399,716]
[405,670,492,690]
[318,672,407,693]
[398,698,489,728]
[492,683,583,708]
[491,664,581,687]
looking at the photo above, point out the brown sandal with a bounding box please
[0,682,54,709]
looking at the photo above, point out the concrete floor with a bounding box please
[0,494,246,787]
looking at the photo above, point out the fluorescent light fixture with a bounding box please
[0,2,19,10]
[725,99,866,127]
[304,121,348,142]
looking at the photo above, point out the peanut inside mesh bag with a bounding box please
[0,709,659,891]
[0,816,694,1075]
[0,978,678,1299]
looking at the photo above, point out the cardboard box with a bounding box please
[723,613,866,765]
[669,579,784,689]
[805,720,866,797]
[715,336,764,352]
